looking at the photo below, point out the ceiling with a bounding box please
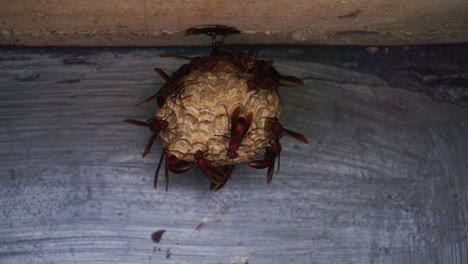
[1,0,467,46]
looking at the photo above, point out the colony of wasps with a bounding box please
[125,26,308,191]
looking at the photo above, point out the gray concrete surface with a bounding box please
[0,46,467,263]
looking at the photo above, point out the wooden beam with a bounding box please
[1,0,467,46]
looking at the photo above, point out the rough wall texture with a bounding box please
[0,45,467,263]
[1,0,467,46]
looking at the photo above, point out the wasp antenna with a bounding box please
[143,133,159,158]
[154,149,165,189]
[164,159,170,192]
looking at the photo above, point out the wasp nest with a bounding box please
[126,46,307,191]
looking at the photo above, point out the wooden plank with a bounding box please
[0,0,467,46]
[0,46,467,263]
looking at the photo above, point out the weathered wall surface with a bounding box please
[0,46,467,263]
[1,0,467,46]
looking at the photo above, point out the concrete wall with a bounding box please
[1,0,467,46]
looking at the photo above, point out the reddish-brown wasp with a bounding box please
[192,56,216,71]
[223,106,254,159]
[137,68,193,108]
[264,117,309,144]
[249,117,307,183]
[247,60,304,92]
[246,60,273,90]
[249,139,282,184]
[124,115,175,157]
[193,149,233,191]
[194,149,211,167]
[171,63,192,81]
[236,47,257,72]
[222,46,257,72]
[154,149,191,191]
[205,165,235,191]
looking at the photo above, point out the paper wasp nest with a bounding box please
[126,27,307,191]
[157,56,280,166]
